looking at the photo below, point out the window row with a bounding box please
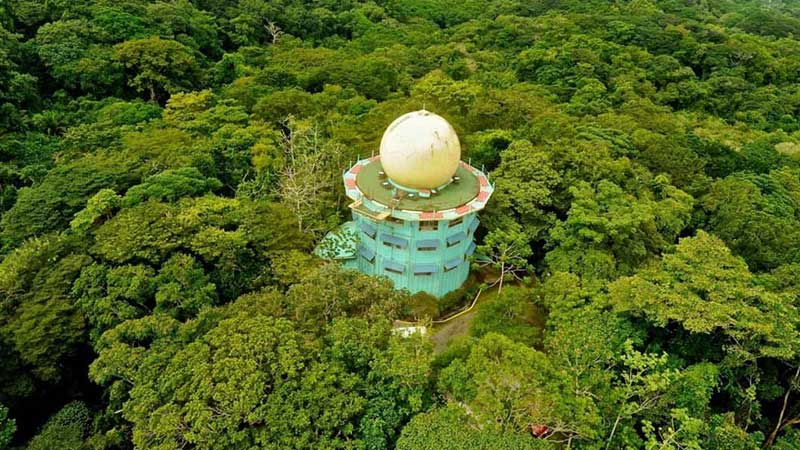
[375,232,471,250]
[357,247,472,275]
[360,217,480,234]
[359,225,478,251]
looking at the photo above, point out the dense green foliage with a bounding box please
[3,0,800,448]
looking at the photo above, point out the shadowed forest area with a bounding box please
[3,0,800,448]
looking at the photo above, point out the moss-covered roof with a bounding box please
[313,221,358,260]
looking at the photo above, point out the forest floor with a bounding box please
[429,287,499,354]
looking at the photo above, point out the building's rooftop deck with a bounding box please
[343,157,494,221]
[354,160,480,211]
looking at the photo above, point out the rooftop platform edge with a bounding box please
[343,158,494,221]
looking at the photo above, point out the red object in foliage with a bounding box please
[529,424,550,438]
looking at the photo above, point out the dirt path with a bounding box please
[429,309,477,354]
[428,286,500,354]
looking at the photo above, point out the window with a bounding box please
[414,264,437,276]
[419,221,438,231]
[386,216,404,226]
[381,234,408,250]
[448,217,464,228]
[359,221,376,239]
[468,217,479,234]
[446,231,467,248]
[383,259,404,274]
[444,257,463,272]
[416,239,440,251]
[358,245,375,263]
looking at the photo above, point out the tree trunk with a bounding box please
[498,261,504,294]
[606,412,623,450]
[765,366,800,447]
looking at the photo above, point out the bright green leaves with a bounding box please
[486,140,560,243]
[73,263,155,344]
[396,405,553,450]
[26,401,91,450]
[0,233,91,393]
[608,231,800,363]
[439,333,601,441]
[89,272,431,450]
[121,168,221,207]
[33,19,94,88]
[89,195,306,300]
[0,248,90,387]
[702,169,800,271]
[547,179,692,280]
[153,253,217,320]
[91,200,180,264]
[70,188,121,234]
[477,220,532,291]
[129,315,305,449]
[73,255,217,345]
[164,90,250,135]
[115,37,198,102]
[285,264,409,332]
[0,152,141,250]
[0,403,13,450]
[470,287,544,347]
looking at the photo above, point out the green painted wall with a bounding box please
[351,212,478,297]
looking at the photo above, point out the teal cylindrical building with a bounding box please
[336,110,493,298]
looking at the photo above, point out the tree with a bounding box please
[484,140,560,244]
[285,264,409,332]
[33,19,93,88]
[476,219,532,293]
[470,287,542,346]
[90,295,431,450]
[0,152,141,252]
[608,231,800,364]
[702,170,800,271]
[153,253,217,320]
[121,168,221,206]
[396,405,553,450]
[438,333,601,444]
[0,26,37,132]
[604,341,679,449]
[265,20,284,44]
[275,119,345,235]
[72,263,155,345]
[0,234,90,389]
[0,404,14,450]
[26,401,91,450]
[69,188,121,234]
[114,37,198,101]
[145,0,221,58]
[88,194,309,302]
[546,179,692,280]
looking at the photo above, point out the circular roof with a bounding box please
[379,110,461,190]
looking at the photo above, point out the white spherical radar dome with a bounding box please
[379,110,461,190]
